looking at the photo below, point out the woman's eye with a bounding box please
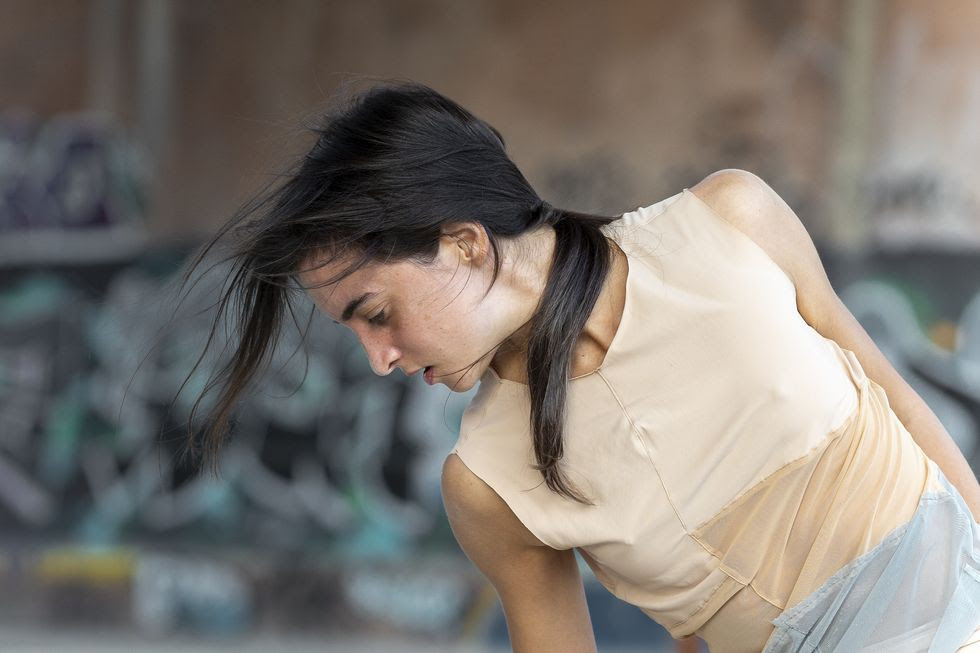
[368,310,387,326]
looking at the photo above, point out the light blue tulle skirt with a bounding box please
[762,466,980,652]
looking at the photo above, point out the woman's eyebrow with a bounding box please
[337,292,377,323]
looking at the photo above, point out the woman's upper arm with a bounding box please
[441,453,598,653]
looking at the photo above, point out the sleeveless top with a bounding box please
[449,189,980,651]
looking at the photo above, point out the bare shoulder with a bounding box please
[687,168,794,249]
[688,170,811,282]
[688,168,842,332]
[441,452,548,548]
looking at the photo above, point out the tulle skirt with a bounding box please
[762,466,980,651]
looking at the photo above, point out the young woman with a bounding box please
[176,78,980,651]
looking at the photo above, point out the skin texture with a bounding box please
[298,219,630,392]
[298,223,552,393]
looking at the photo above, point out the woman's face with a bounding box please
[298,225,529,392]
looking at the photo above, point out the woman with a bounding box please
[176,78,980,651]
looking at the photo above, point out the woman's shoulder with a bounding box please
[441,452,549,548]
[604,169,774,249]
[611,168,764,227]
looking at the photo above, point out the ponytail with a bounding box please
[524,205,618,504]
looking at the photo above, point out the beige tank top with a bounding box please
[449,189,941,650]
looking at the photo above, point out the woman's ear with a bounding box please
[441,222,490,266]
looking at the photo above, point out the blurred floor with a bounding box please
[1,625,488,652]
[0,625,674,652]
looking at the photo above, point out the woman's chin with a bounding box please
[437,368,481,393]
[449,378,478,393]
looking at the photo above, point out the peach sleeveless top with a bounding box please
[450,189,980,651]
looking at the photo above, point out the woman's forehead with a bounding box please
[299,260,360,297]
[299,255,409,309]
[299,250,370,285]
[299,267,369,321]
[298,251,439,304]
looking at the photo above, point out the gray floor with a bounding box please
[0,627,486,653]
[0,626,673,653]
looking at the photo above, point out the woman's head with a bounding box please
[174,77,618,504]
[297,217,556,393]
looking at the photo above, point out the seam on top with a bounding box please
[595,368,690,533]
[607,190,685,231]
[749,581,786,611]
[690,399,861,535]
[668,571,741,631]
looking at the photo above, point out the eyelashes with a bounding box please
[368,309,387,326]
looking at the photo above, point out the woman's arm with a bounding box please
[442,453,599,653]
[808,292,980,523]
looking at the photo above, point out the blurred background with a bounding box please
[1,1,979,651]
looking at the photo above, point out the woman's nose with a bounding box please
[362,336,399,376]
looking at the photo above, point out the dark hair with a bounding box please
[172,77,620,504]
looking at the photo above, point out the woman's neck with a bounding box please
[489,236,627,384]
